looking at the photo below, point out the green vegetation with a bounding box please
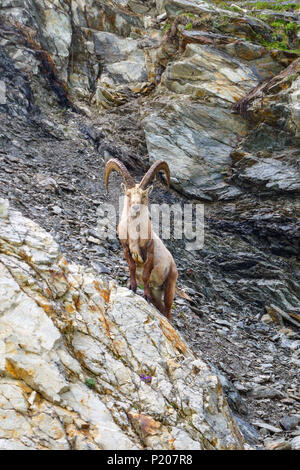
[179,12,198,19]
[214,0,300,10]
[256,18,300,52]
[213,2,300,52]
[250,2,300,11]
[162,22,171,34]
[161,1,300,53]
[216,1,243,11]
[85,378,96,389]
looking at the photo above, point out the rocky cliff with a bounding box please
[0,0,299,450]
[0,201,244,449]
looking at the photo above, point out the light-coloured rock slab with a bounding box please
[0,206,245,450]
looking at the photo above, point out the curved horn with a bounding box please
[104,158,135,192]
[139,160,170,189]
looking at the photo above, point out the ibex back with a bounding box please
[104,159,178,321]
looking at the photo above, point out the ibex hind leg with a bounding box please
[150,287,164,315]
[163,265,178,321]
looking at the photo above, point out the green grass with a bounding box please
[260,37,300,53]
[213,0,300,11]
[251,2,300,11]
[164,1,300,52]
[162,22,171,33]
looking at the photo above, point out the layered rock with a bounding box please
[1,0,299,198]
[142,42,259,199]
[142,98,247,200]
[232,59,300,194]
[93,30,149,107]
[0,202,245,450]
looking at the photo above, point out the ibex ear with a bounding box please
[120,182,127,193]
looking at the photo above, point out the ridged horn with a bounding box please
[104,158,135,192]
[139,160,170,189]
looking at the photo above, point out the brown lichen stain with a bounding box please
[75,350,86,363]
[128,412,161,437]
[19,249,32,264]
[97,314,114,340]
[61,257,68,267]
[166,359,181,376]
[93,281,110,303]
[65,303,75,314]
[35,297,56,316]
[168,438,175,450]
[17,381,33,397]
[5,360,19,379]
[73,294,81,311]
[111,339,125,358]
[45,287,54,299]
[5,360,35,385]
[159,318,187,355]
[66,424,76,439]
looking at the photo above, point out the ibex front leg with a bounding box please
[121,241,137,293]
[142,241,154,303]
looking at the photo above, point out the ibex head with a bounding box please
[104,159,170,218]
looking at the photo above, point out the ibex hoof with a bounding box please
[130,284,137,293]
[143,293,152,303]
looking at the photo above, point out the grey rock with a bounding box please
[164,0,232,17]
[0,199,9,219]
[163,44,258,104]
[93,31,148,106]
[250,386,285,400]
[233,414,260,446]
[252,421,282,433]
[91,261,111,275]
[237,159,300,194]
[52,205,62,215]
[279,415,300,431]
[214,368,248,415]
[143,98,247,200]
[291,436,300,450]
[264,438,291,450]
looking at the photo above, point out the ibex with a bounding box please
[104,159,178,321]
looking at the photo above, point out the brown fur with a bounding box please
[105,159,178,321]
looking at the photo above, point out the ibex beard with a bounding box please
[104,159,178,321]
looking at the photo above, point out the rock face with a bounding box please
[93,31,149,107]
[0,0,300,450]
[142,98,247,200]
[1,0,299,197]
[0,203,244,450]
[162,44,258,102]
